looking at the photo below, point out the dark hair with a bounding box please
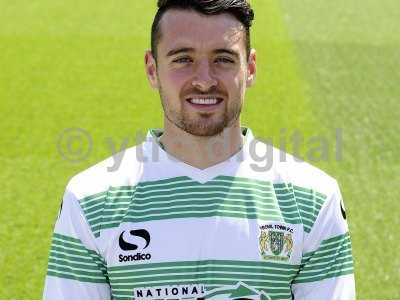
[151,0,254,62]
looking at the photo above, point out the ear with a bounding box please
[144,50,159,89]
[246,48,256,88]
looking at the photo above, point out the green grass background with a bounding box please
[0,0,399,298]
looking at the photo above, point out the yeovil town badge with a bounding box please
[259,224,294,262]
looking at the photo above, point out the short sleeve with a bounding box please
[42,186,112,300]
[291,181,356,300]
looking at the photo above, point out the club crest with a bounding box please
[259,224,294,262]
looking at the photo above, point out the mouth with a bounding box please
[185,96,224,111]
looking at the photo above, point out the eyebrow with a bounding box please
[166,47,195,57]
[166,47,240,59]
[213,48,240,59]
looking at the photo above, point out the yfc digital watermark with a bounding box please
[57,127,93,163]
[57,127,343,172]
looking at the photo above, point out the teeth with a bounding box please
[189,98,218,105]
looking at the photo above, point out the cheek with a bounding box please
[165,65,194,82]
[222,71,245,96]
[160,69,191,93]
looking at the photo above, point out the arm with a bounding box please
[43,186,112,300]
[291,181,356,300]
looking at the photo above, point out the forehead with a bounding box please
[158,9,246,54]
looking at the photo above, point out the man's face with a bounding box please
[146,9,256,137]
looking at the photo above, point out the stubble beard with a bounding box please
[159,88,242,137]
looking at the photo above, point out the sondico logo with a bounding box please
[118,229,151,262]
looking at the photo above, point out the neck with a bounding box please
[158,121,244,170]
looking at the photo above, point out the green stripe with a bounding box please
[109,266,296,281]
[96,213,301,237]
[92,212,288,237]
[293,232,354,284]
[108,259,299,272]
[302,233,351,259]
[76,176,330,238]
[49,256,106,272]
[86,195,281,221]
[137,177,253,193]
[80,190,107,202]
[49,249,107,271]
[296,254,353,275]
[47,233,108,283]
[49,250,100,265]
[135,188,274,201]
[90,198,282,221]
[273,183,327,233]
[273,183,301,227]
[48,262,106,277]
[85,201,132,216]
[292,266,354,284]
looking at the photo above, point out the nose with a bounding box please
[191,60,218,91]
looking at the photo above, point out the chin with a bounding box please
[182,122,227,137]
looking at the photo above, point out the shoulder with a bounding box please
[250,138,339,197]
[279,150,338,196]
[65,145,144,201]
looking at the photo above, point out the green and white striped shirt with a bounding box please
[43,127,355,300]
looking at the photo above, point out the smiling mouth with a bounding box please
[185,97,224,106]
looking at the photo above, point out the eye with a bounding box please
[172,57,193,64]
[215,57,235,64]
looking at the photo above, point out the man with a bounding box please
[43,0,355,299]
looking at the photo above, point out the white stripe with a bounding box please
[109,269,292,281]
[48,262,104,275]
[47,270,105,280]
[295,265,354,280]
[91,208,288,228]
[108,262,298,275]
